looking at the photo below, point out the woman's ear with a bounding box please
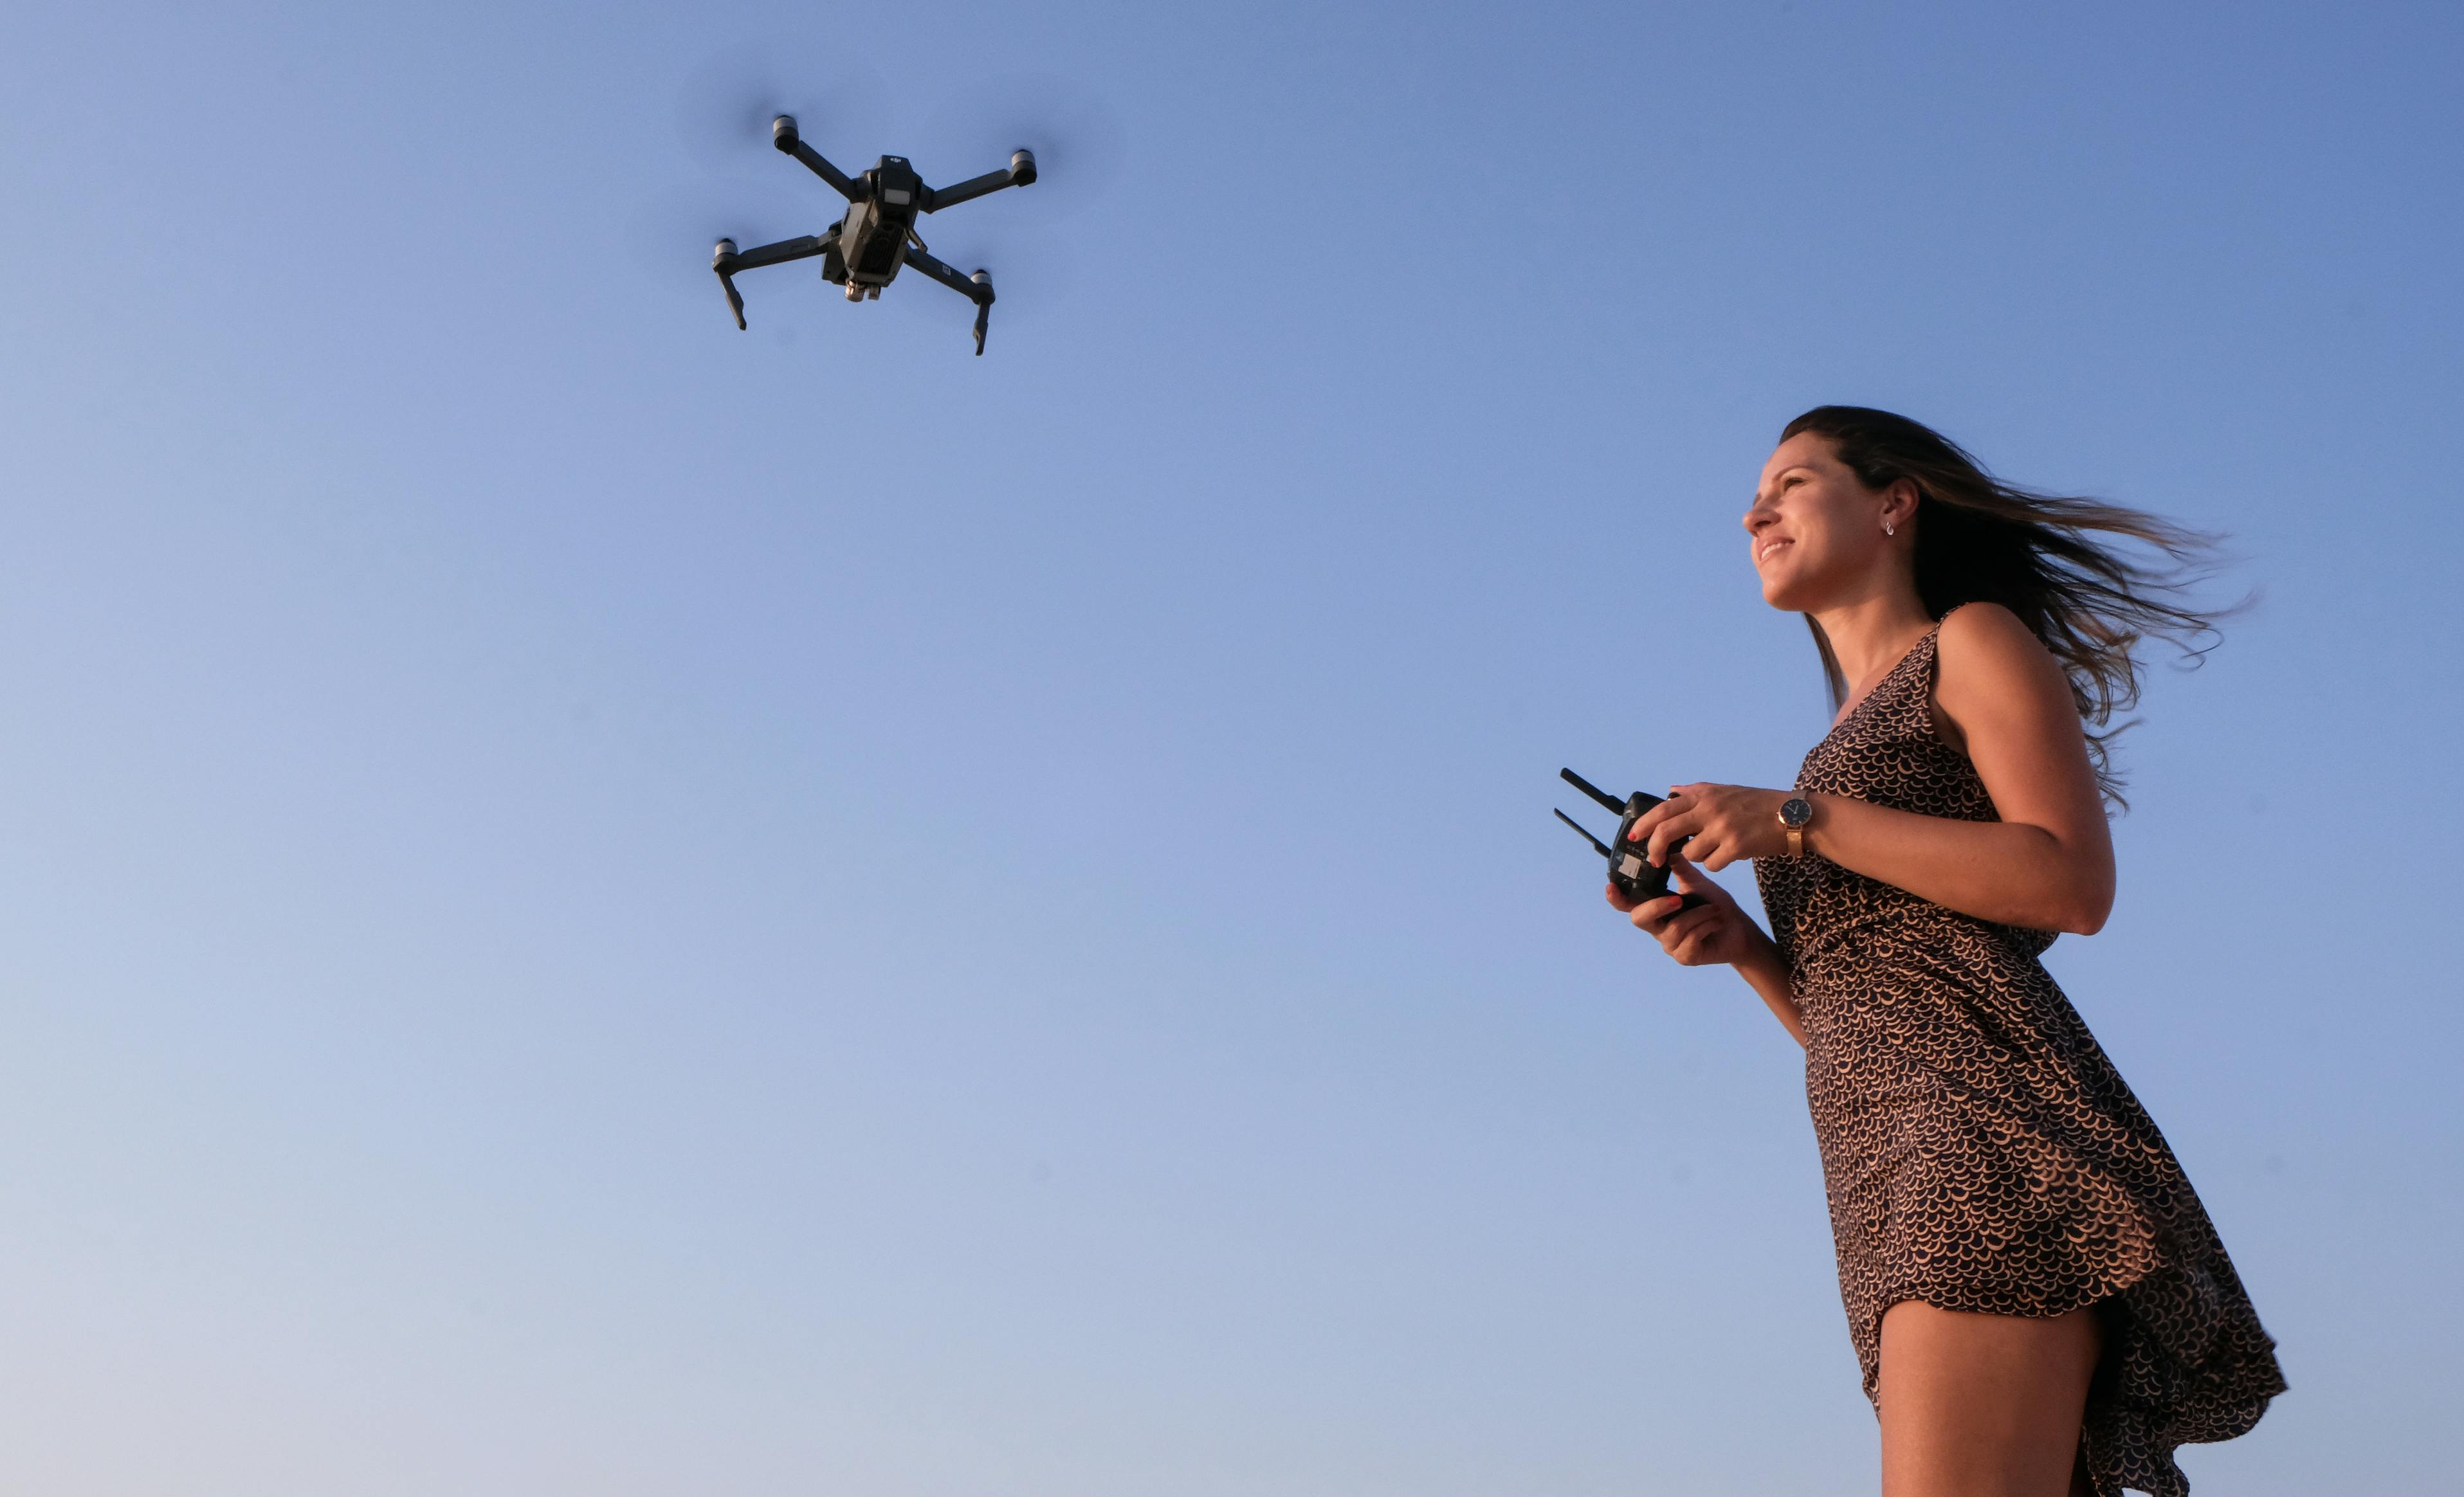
[1883,478,1921,534]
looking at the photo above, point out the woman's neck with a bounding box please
[1812,586,1937,694]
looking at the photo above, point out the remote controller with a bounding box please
[1555,767,1710,909]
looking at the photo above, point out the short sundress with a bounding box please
[1753,616,2284,1497]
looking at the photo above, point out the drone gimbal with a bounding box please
[712,114,1037,355]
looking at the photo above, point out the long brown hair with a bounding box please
[1781,405,2229,806]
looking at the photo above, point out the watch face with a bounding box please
[1780,797,1814,828]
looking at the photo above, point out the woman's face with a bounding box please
[1742,431,1904,612]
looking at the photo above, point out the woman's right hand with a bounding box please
[1607,854,1758,967]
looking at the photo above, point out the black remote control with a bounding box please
[1555,767,1710,909]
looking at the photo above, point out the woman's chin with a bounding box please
[1760,575,1812,612]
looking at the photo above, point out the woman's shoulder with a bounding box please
[1935,602,2058,678]
[1931,601,2076,732]
[1935,599,2036,650]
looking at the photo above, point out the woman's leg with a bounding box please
[1876,1300,2103,1497]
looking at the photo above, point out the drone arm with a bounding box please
[729,233,831,271]
[923,169,1013,212]
[922,150,1038,213]
[900,243,996,355]
[770,116,861,199]
[784,140,860,199]
[900,242,983,300]
[712,231,837,330]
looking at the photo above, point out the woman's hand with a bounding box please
[1606,847,1809,1046]
[1628,783,1794,872]
[1607,855,1763,967]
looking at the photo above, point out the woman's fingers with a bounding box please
[1643,807,1702,866]
[1668,924,1715,964]
[1669,855,1731,907]
[1619,856,1741,965]
[1627,893,1680,930]
[1626,799,1678,855]
[1659,905,1726,962]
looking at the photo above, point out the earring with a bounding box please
[1885,519,1896,536]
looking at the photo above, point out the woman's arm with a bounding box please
[1632,604,2117,936]
[1614,860,1809,1048]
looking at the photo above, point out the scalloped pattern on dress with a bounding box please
[1753,617,2283,1497]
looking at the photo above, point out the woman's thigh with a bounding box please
[1876,1300,2102,1497]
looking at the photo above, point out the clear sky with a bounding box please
[2,1,2458,1492]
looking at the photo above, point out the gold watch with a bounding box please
[1777,795,1814,857]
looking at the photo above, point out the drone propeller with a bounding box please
[671,39,892,172]
[621,174,812,291]
[917,73,1126,219]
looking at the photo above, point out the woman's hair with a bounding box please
[1780,404,2230,806]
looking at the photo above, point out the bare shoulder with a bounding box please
[1931,604,2107,871]
[1933,603,2076,744]
[1938,603,2063,689]
[1939,600,2047,659]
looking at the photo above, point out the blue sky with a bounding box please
[1,1,2458,1491]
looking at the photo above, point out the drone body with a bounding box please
[712,114,1036,354]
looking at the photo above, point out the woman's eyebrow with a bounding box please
[1755,465,1812,498]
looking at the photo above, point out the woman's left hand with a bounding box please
[1629,783,1796,872]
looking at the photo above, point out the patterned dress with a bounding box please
[1753,617,2283,1497]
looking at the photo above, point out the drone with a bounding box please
[711,114,1036,355]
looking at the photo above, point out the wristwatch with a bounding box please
[1776,795,1814,857]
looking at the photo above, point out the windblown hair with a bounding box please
[1782,405,2229,807]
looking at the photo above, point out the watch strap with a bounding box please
[1777,795,1813,858]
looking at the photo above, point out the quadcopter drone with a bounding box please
[711,114,1036,355]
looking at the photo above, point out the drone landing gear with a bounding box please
[901,243,996,356]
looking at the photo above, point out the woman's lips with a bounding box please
[1755,537,1793,565]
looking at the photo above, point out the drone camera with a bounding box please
[1009,148,1038,186]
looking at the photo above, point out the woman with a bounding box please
[1616,408,2283,1497]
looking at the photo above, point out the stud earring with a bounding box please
[1885,520,1896,536]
